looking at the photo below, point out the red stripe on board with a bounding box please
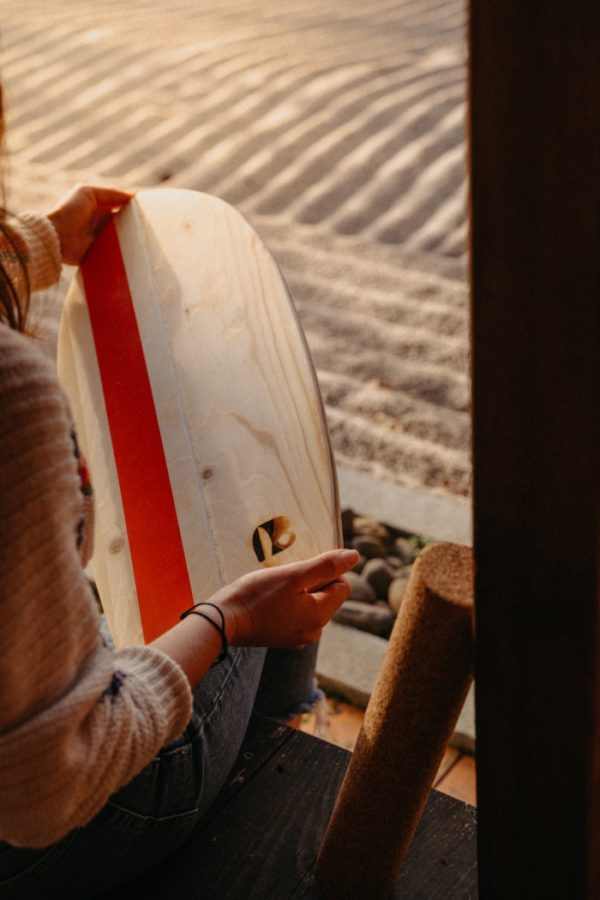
[81,218,194,642]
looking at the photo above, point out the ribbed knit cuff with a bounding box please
[16,212,62,291]
[113,645,194,743]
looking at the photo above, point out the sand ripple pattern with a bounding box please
[0,0,470,498]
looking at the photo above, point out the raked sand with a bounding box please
[0,0,471,509]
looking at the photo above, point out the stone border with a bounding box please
[337,465,472,545]
[320,469,475,751]
[316,621,475,753]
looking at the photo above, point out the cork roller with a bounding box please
[316,541,474,899]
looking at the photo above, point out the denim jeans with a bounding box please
[0,642,322,899]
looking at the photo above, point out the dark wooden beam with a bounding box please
[469,2,600,896]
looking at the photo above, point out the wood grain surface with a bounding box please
[59,190,341,645]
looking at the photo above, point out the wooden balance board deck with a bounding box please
[58,189,341,647]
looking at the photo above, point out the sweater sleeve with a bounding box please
[0,327,193,848]
[1,212,62,297]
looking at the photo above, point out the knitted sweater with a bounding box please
[0,217,193,848]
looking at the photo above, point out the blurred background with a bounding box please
[0,0,470,511]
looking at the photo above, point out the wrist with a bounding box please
[179,601,229,664]
[150,611,225,688]
[217,597,245,646]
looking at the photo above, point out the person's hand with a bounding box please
[214,548,359,648]
[47,184,133,265]
[151,549,360,689]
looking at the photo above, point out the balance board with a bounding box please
[58,189,341,646]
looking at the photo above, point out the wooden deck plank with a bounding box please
[435,755,477,806]
[106,715,476,899]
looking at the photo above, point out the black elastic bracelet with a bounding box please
[179,603,229,664]
[194,601,226,636]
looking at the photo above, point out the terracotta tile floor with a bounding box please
[300,698,477,807]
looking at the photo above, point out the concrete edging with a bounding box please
[336,464,472,545]
[317,621,475,752]
[320,469,475,750]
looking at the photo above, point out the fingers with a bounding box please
[47,184,135,265]
[86,186,134,211]
[84,186,133,238]
[222,550,357,649]
[300,628,322,646]
[311,577,352,605]
[55,184,133,213]
[287,578,350,646]
[71,183,133,203]
[310,577,352,621]
[293,548,359,591]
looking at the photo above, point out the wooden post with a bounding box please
[469,2,600,896]
[316,543,473,899]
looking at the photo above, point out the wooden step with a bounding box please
[102,714,477,899]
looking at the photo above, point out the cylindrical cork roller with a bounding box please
[316,541,474,900]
